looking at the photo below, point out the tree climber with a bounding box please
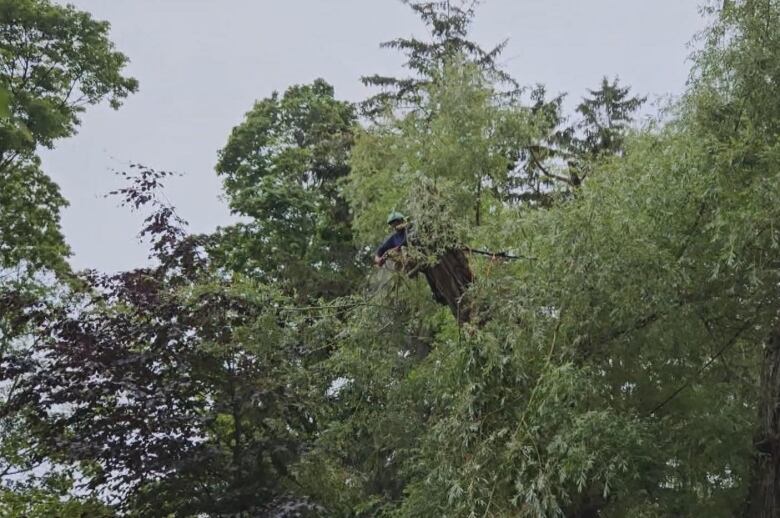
[372,210,476,324]
[374,211,409,266]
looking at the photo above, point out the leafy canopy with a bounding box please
[0,0,137,278]
[214,79,362,301]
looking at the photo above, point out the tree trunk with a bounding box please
[475,180,482,227]
[744,324,780,517]
[387,247,475,324]
[421,248,474,324]
[564,490,608,518]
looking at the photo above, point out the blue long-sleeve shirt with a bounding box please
[376,228,407,259]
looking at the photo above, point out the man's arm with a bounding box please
[375,237,393,265]
[375,232,403,265]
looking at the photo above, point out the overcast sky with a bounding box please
[43,0,707,273]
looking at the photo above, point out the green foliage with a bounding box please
[361,0,516,117]
[0,86,9,118]
[574,77,646,158]
[0,473,113,518]
[0,160,69,274]
[2,167,330,516]
[520,77,646,198]
[0,0,137,279]
[1,5,135,506]
[214,79,363,301]
[8,0,780,516]
[306,3,780,515]
[347,59,541,251]
[323,114,768,516]
[0,0,138,154]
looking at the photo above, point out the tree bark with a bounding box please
[564,490,608,518]
[388,247,475,324]
[421,248,474,324]
[744,323,780,518]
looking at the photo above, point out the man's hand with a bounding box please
[374,255,385,267]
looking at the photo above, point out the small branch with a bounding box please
[464,247,534,261]
[647,316,755,416]
[529,148,574,186]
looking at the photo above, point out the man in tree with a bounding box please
[373,208,471,320]
[374,211,409,266]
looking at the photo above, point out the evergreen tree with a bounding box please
[575,77,646,157]
[361,0,515,117]
[523,78,645,196]
[567,77,646,183]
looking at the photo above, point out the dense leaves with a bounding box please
[3,166,325,516]
[214,79,362,302]
[0,0,138,153]
[0,159,69,274]
[361,0,516,117]
[0,0,137,279]
[1,4,136,512]
[6,0,780,516]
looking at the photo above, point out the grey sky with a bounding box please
[43,0,706,273]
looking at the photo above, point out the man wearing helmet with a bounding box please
[374,211,409,266]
